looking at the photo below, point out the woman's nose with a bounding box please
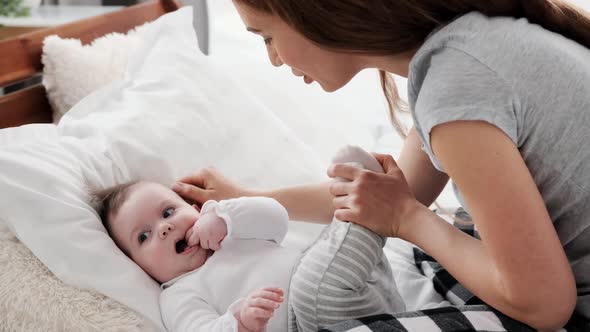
[292,68,304,77]
[267,47,283,67]
[158,222,176,239]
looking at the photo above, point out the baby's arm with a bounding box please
[160,289,241,332]
[200,197,289,244]
[160,286,283,332]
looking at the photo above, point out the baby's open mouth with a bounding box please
[175,239,188,254]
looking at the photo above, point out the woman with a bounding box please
[173,0,590,330]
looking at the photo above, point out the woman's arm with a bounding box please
[252,182,334,224]
[174,127,448,224]
[257,128,449,222]
[173,168,335,224]
[403,120,576,330]
[397,127,449,207]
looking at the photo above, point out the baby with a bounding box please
[93,147,406,332]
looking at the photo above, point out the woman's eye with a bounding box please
[138,231,150,244]
[264,37,272,45]
[162,207,175,218]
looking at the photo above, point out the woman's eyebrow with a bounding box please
[247,27,262,33]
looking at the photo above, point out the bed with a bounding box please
[0,2,189,331]
[0,0,189,128]
[1,1,576,331]
[0,2,461,329]
[0,2,340,330]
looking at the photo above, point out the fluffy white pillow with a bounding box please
[0,7,324,331]
[42,23,151,123]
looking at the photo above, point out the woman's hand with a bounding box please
[172,167,247,205]
[327,153,423,238]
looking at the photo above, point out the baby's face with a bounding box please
[110,182,211,283]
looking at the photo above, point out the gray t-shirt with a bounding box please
[408,11,590,319]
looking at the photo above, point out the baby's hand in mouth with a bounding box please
[176,224,199,254]
[186,212,227,251]
[175,239,189,254]
[185,222,201,248]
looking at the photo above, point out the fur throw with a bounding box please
[0,222,150,332]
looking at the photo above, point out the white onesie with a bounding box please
[159,196,301,331]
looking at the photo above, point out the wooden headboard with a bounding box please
[0,0,182,129]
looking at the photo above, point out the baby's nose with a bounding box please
[158,223,176,239]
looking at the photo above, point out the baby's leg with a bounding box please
[288,146,406,332]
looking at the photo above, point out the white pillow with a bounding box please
[42,22,151,123]
[0,7,324,331]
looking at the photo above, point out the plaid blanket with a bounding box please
[320,208,590,332]
[319,306,534,332]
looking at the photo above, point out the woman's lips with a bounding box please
[304,75,314,84]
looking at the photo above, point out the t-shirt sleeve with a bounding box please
[412,47,518,172]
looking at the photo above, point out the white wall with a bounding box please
[568,0,590,11]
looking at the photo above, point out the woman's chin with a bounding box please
[318,75,356,93]
[320,82,344,93]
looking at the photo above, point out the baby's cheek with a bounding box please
[150,250,166,265]
[144,246,175,282]
[148,244,170,263]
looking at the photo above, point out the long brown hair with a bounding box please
[235,0,590,137]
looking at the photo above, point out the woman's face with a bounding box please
[233,1,366,92]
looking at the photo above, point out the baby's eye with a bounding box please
[138,231,150,244]
[264,37,272,45]
[162,207,175,218]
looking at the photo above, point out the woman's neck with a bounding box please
[362,48,419,78]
